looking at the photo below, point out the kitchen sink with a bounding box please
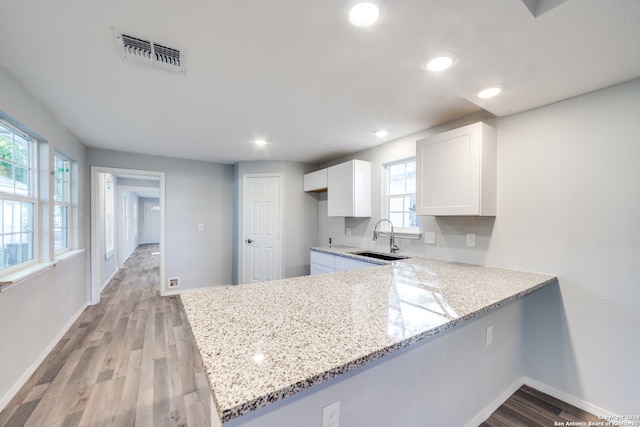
[351,251,410,261]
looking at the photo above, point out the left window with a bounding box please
[54,153,70,253]
[0,120,36,272]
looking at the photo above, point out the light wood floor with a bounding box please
[0,244,211,427]
[1,245,602,427]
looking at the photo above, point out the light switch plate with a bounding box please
[466,233,476,247]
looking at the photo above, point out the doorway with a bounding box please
[241,174,283,283]
[90,166,165,305]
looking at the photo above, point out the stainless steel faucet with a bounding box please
[372,219,399,254]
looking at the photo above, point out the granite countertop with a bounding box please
[180,248,556,424]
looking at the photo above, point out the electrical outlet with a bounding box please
[424,232,436,245]
[346,227,351,237]
[198,223,204,231]
[486,325,493,346]
[322,401,340,427]
[466,233,476,247]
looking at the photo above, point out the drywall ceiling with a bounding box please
[0,0,639,165]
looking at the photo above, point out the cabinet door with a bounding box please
[310,251,335,275]
[327,160,371,217]
[328,161,355,216]
[303,169,328,192]
[310,251,335,269]
[310,263,335,275]
[416,122,496,216]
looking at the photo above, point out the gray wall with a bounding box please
[233,161,319,284]
[0,68,90,409]
[317,79,640,414]
[119,190,140,261]
[87,148,235,290]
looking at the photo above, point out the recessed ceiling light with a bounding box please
[477,85,504,99]
[349,2,380,27]
[374,130,389,138]
[254,139,267,146]
[422,53,458,72]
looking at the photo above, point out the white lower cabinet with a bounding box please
[310,263,335,275]
[310,251,377,275]
[310,251,335,275]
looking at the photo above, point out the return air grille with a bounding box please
[113,28,186,75]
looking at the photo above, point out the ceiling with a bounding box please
[1,0,639,165]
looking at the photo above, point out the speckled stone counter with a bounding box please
[180,249,556,424]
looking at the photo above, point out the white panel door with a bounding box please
[144,202,160,243]
[243,176,282,283]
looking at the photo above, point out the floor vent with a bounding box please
[168,277,180,289]
[113,28,186,75]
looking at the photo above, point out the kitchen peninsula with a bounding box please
[180,250,556,426]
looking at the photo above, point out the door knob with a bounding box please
[245,239,253,244]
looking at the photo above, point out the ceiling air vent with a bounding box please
[113,28,186,75]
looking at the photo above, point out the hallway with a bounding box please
[0,244,211,427]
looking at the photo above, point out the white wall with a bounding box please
[118,189,140,262]
[318,79,640,415]
[497,80,640,415]
[0,68,89,409]
[95,173,119,288]
[87,148,235,291]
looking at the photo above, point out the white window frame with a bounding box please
[383,158,421,238]
[53,152,71,254]
[0,119,38,274]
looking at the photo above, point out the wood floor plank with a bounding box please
[3,399,40,427]
[114,349,142,426]
[60,410,83,427]
[152,357,171,427]
[67,384,93,415]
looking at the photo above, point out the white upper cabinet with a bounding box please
[327,160,371,217]
[416,122,497,216]
[303,168,328,192]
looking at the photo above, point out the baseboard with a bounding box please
[523,376,617,418]
[0,303,87,412]
[465,377,526,427]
